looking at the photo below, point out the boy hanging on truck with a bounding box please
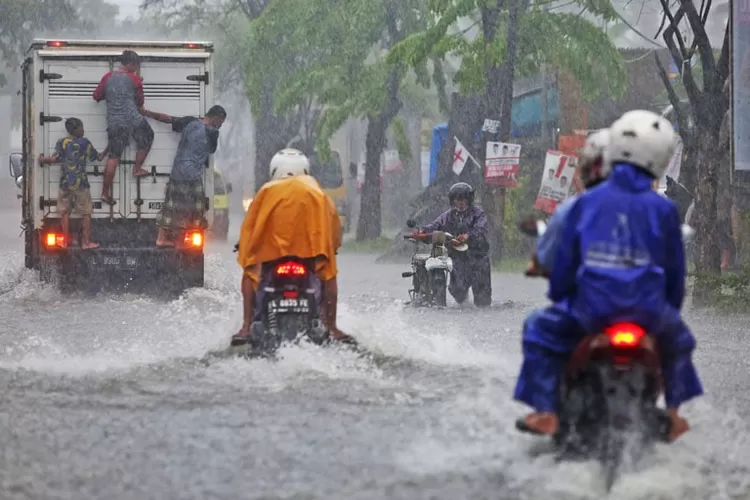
[92,50,153,205]
[139,105,227,247]
[38,117,107,249]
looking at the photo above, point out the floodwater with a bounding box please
[0,179,748,500]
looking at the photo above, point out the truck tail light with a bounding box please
[44,232,66,249]
[184,230,203,248]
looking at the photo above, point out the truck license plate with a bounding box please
[148,202,164,210]
[101,256,138,269]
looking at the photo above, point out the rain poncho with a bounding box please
[419,205,492,306]
[535,195,578,272]
[514,163,703,412]
[237,175,341,289]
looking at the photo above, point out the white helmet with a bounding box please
[579,128,611,187]
[606,109,676,179]
[581,129,610,164]
[269,148,310,180]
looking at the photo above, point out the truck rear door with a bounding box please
[130,61,207,219]
[42,60,112,217]
[41,57,210,220]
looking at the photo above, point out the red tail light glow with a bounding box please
[44,232,66,248]
[275,261,306,276]
[46,41,69,48]
[183,43,202,49]
[283,290,299,298]
[184,230,203,248]
[605,322,645,348]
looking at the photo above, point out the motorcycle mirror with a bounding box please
[406,219,417,228]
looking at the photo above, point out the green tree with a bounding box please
[141,0,324,192]
[0,0,80,67]
[387,0,626,257]
[653,0,729,303]
[253,0,437,240]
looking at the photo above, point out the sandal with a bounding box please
[100,196,117,206]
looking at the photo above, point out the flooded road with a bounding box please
[0,180,749,499]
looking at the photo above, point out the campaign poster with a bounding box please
[533,150,577,213]
[484,141,521,187]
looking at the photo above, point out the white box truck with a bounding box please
[7,39,216,294]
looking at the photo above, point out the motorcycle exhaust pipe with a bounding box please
[402,272,414,278]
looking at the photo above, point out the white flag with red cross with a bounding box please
[452,137,472,175]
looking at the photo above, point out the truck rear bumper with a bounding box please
[39,247,204,294]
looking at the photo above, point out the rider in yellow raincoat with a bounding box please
[231,148,352,346]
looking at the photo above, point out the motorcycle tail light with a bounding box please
[605,322,645,348]
[275,261,306,276]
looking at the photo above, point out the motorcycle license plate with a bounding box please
[271,297,309,312]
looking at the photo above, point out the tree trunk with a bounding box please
[357,115,386,240]
[253,84,303,192]
[480,4,503,260]
[692,124,722,305]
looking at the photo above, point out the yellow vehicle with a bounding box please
[211,167,232,240]
[309,150,349,233]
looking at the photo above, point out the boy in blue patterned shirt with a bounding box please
[38,117,106,249]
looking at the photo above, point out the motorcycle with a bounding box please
[517,216,672,491]
[401,219,467,307]
[248,257,329,355]
[549,321,670,489]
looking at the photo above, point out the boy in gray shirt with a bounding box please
[93,50,154,205]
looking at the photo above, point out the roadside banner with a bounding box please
[533,150,577,213]
[558,134,586,193]
[657,135,684,192]
[484,141,521,187]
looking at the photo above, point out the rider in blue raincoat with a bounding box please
[514,110,703,442]
[417,182,492,306]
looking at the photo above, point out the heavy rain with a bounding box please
[0,0,749,498]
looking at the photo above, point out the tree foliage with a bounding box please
[388,0,627,102]
[0,0,80,68]
[249,0,431,155]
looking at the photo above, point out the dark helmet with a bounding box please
[448,182,474,206]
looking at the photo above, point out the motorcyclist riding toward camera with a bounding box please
[231,148,353,346]
[414,182,492,307]
[513,110,703,441]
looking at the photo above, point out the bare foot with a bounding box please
[330,327,356,344]
[522,412,559,435]
[82,241,100,249]
[132,168,149,177]
[155,239,174,248]
[668,410,690,442]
